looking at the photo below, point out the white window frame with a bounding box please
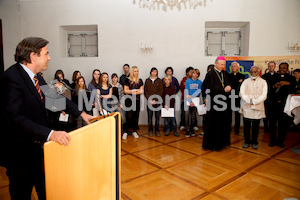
[205,29,242,56]
[67,31,98,57]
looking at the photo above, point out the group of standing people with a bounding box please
[0,36,298,200]
[48,56,297,151]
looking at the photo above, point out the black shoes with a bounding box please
[268,143,275,147]
[148,131,153,137]
[268,143,285,148]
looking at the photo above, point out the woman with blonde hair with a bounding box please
[123,66,144,139]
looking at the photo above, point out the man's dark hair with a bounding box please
[14,37,49,64]
[186,66,194,74]
[123,64,130,68]
[165,66,174,74]
[293,69,300,73]
[207,64,214,72]
[150,67,158,76]
[279,62,289,69]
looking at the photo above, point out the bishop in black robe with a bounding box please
[202,57,232,151]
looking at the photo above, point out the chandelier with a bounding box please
[134,0,208,11]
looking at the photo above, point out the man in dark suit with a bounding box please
[228,62,245,134]
[119,64,130,87]
[0,37,93,200]
[269,62,296,148]
[202,56,232,151]
[262,61,278,132]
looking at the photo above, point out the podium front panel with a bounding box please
[44,113,120,200]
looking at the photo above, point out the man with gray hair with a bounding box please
[202,56,232,151]
[239,66,268,149]
[229,62,245,134]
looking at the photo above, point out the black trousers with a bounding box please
[180,101,197,128]
[179,101,186,127]
[233,111,241,133]
[125,100,140,133]
[6,145,46,200]
[147,105,161,132]
[263,100,274,131]
[229,98,241,133]
[243,118,260,145]
[185,106,197,131]
[269,102,289,145]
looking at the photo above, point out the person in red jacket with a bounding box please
[179,67,194,131]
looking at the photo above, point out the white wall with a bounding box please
[1,0,300,125]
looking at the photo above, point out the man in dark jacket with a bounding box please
[262,61,278,132]
[269,62,296,148]
[228,62,245,134]
[0,37,93,200]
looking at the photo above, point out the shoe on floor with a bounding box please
[122,133,128,140]
[165,130,170,136]
[190,131,196,137]
[173,131,180,137]
[193,127,199,131]
[132,132,139,138]
[242,143,250,148]
[180,126,186,131]
[185,131,190,137]
[252,144,258,149]
[148,131,153,137]
[278,144,286,148]
[198,132,204,137]
[268,143,275,147]
[155,132,161,137]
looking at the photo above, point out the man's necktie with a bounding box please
[33,75,43,101]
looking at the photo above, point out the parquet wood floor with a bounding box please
[1,126,300,199]
[121,126,300,200]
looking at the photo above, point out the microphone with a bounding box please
[57,77,73,91]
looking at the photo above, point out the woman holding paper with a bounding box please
[51,70,74,131]
[162,76,179,136]
[184,69,202,137]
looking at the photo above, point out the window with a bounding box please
[60,25,98,58]
[68,32,98,57]
[205,22,250,56]
[206,30,241,56]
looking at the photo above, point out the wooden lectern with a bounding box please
[43,113,121,200]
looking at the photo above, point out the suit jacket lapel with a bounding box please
[17,64,45,106]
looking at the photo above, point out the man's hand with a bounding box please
[190,102,195,107]
[50,131,71,146]
[150,100,156,105]
[164,105,169,110]
[224,85,231,93]
[279,81,290,86]
[81,111,95,125]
